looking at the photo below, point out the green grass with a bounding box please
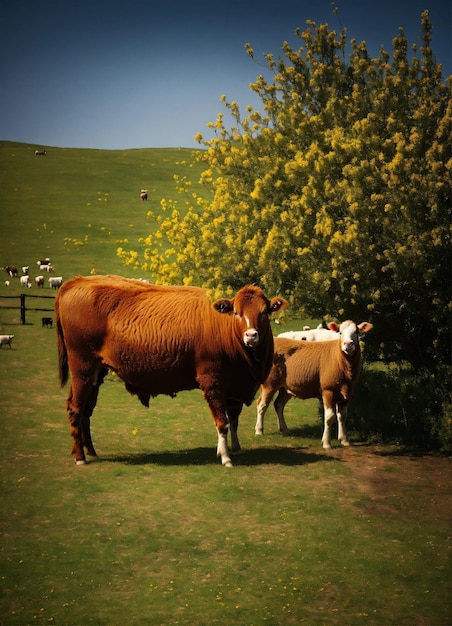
[0,143,450,625]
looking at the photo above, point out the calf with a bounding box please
[20,275,32,288]
[0,335,14,348]
[140,189,148,200]
[256,320,373,449]
[35,275,45,288]
[42,317,53,328]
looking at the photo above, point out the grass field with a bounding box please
[0,142,450,625]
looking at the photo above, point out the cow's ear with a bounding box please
[328,322,340,332]
[357,322,373,333]
[268,297,287,313]
[213,298,234,314]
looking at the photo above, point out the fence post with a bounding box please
[20,293,26,324]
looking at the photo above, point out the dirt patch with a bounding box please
[329,444,451,522]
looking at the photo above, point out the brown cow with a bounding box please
[5,265,18,277]
[55,275,287,466]
[255,320,373,449]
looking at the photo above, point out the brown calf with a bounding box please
[255,320,373,449]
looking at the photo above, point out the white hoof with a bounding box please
[75,459,86,465]
[255,430,263,436]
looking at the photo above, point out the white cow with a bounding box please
[277,322,341,342]
[49,276,63,289]
[0,335,14,348]
[35,275,45,288]
[20,275,32,288]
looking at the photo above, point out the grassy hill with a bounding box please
[0,141,207,282]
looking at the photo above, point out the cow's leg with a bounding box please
[321,391,336,450]
[66,365,100,464]
[81,414,95,457]
[273,388,292,435]
[216,429,232,467]
[255,386,274,435]
[198,379,233,467]
[66,384,87,464]
[336,401,350,447]
[227,401,243,454]
[79,388,99,458]
[80,368,108,457]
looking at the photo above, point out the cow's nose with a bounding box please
[245,329,259,345]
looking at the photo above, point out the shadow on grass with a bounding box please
[99,445,336,467]
[281,424,323,439]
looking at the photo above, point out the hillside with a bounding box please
[0,141,206,283]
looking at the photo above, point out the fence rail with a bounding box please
[0,294,55,324]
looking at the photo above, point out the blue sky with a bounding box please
[1,0,450,150]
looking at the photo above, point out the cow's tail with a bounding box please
[55,298,69,387]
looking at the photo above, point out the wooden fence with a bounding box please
[0,293,55,324]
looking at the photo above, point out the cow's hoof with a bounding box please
[75,459,86,465]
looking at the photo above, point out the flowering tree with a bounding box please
[119,10,450,377]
